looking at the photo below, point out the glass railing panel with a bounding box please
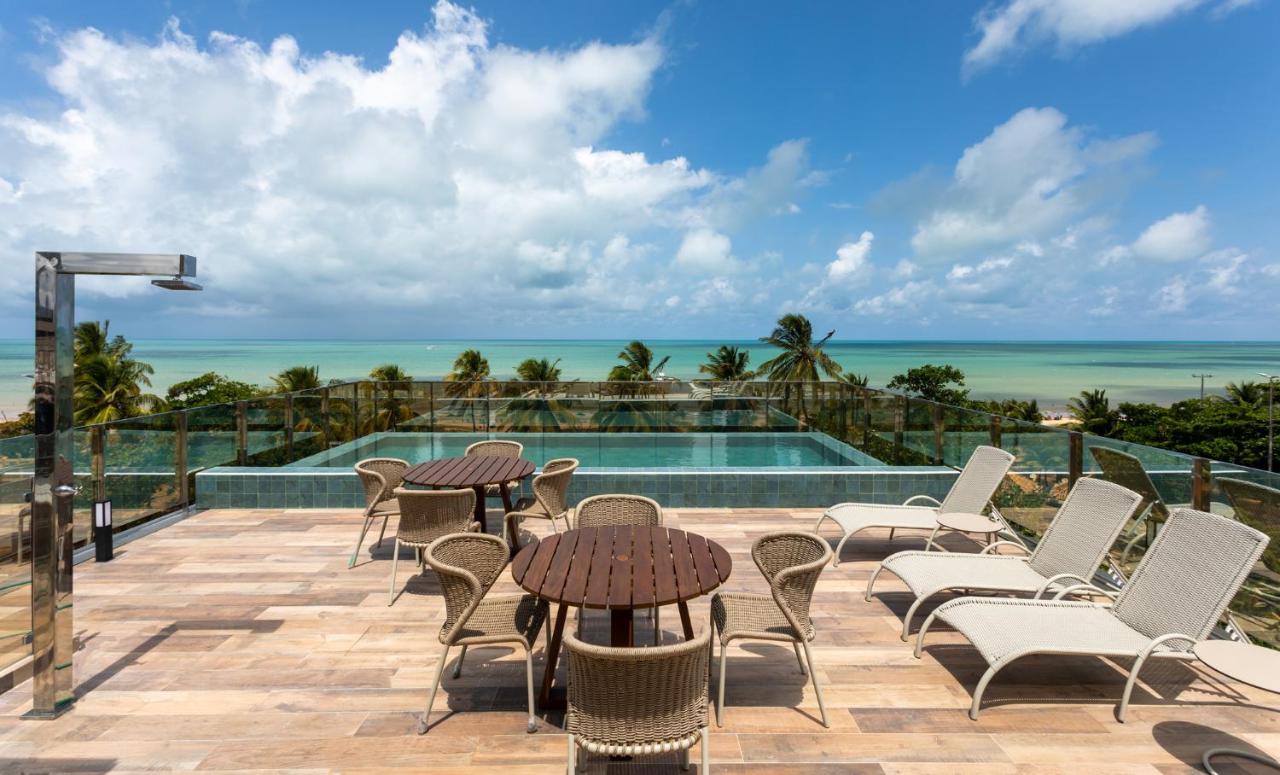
[290,390,327,461]
[102,413,181,533]
[941,404,996,469]
[325,383,358,446]
[901,398,941,464]
[185,402,239,502]
[858,392,899,464]
[432,383,493,433]
[1204,464,1280,648]
[995,418,1070,538]
[244,395,289,465]
[0,434,33,674]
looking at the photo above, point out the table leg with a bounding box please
[610,609,634,647]
[539,603,570,709]
[677,601,695,640]
[471,485,487,533]
[499,482,514,513]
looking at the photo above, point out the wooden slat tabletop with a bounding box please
[402,455,535,488]
[512,526,731,610]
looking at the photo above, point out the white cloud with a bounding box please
[0,3,798,333]
[908,107,1155,259]
[890,259,918,279]
[792,231,876,311]
[827,231,875,282]
[1204,248,1247,294]
[674,228,736,273]
[964,0,1251,75]
[853,281,934,317]
[1157,276,1190,312]
[1131,205,1212,262]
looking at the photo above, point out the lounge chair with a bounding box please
[914,508,1268,721]
[418,532,548,735]
[815,445,1016,566]
[867,478,1143,640]
[565,629,711,774]
[1089,446,1182,574]
[351,457,408,568]
[387,488,480,606]
[710,531,833,727]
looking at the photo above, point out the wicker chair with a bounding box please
[916,508,1269,721]
[867,478,1144,640]
[465,439,525,499]
[387,488,479,606]
[565,629,711,773]
[352,457,409,568]
[418,532,549,735]
[574,494,663,644]
[512,458,578,532]
[710,531,833,727]
[815,445,1016,565]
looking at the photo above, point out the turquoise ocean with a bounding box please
[1,339,1277,416]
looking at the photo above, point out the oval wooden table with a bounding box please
[512,525,732,708]
[401,456,535,533]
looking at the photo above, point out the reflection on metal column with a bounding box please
[26,251,200,719]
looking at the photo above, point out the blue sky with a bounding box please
[0,0,1276,340]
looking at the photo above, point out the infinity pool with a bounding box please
[292,432,876,469]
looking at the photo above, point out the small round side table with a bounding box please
[927,512,1003,552]
[1194,639,1280,773]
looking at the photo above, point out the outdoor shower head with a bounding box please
[150,276,203,291]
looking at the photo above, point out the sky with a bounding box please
[0,0,1277,341]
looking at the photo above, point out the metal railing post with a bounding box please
[284,394,295,460]
[429,381,435,432]
[893,396,906,464]
[989,415,1002,448]
[932,402,945,465]
[1068,431,1083,490]
[862,389,872,448]
[175,412,189,507]
[235,401,248,465]
[1192,457,1212,511]
[320,387,331,447]
[90,426,106,543]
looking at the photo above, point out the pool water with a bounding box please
[292,432,874,469]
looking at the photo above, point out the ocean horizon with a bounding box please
[2,338,1278,417]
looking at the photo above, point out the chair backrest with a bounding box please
[392,488,476,546]
[565,628,709,748]
[939,446,1015,515]
[1112,508,1268,648]
[575,494,662,529]
[1028,478,1144,579]
[1215,477,1279,574]
[354,458,409,511]
[532,459,578,517]
[465,439,524,458]
[1090,446,1170,522]
[752,531,832,637]
[426,532,511,645]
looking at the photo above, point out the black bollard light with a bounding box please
[93,500,113,562]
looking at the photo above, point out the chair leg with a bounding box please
[700,726,710,773]
[452,645,468,679]
[831,531,854,568]
[914,610,940,658]
[901,594,934,642]
[792,642,807,675]
[889,527,896,541]
[417,643,451,734]
[525,647,537,733]
[865,564,886,602]
[387,539,401,606]
[969,663,1003,720]
[716,641,728,727]
[681,743,690,771]
[800,639,829,728]
[375,512,390,548]
[924,525,942,552]
[654,606,661,645]
[567,733,577,775]
[349,515,373,568]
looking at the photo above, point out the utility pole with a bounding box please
[1192,373,1213,401]
[1259,372,1277,472]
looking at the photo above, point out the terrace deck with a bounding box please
[0,506,1276,773]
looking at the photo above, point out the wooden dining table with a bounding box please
[511,525,732,707]
[401,455,535,533]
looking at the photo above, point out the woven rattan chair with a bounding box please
[815,446,1016,566]
[465,439,525,498]
[867,478,1144,640]
[710,531,833,727]
[1214,477,1278,575]
[564,629,711,773]
[388,488,479,606]
[418,532,549,735]
[512,458,578,532]
[574,494,663,644]
[352,457,409,568]
[916,508,1269,721]
[1090,446,1183,574]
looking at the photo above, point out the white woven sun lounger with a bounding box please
[815,445,1016,565]
[867,478,1144,640]
[914,507,1268,721]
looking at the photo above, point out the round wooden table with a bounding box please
[401,456,535,533]
[512,525,732,707]
[1194,640,1280,773]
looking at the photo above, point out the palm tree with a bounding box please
[699,346,753,381]
[272,365,321,393]
[369,364,413,431]
[837,372,869,388]
[73,349,161,425]
[609,341,670,382]
[369,363,411,382]
[445,349,491,430]
[516,357,562,383]
[1221,380,1265,408]
[757,314,843,424]
[1067,389,1119,435]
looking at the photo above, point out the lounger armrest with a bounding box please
[902,494,942,507]
[1051,583,1118,603]
[1033,573,1092,598]
[1141,632,1200,657]
[979,540,1031,556]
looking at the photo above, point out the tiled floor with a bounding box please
[0,505,1276,773]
